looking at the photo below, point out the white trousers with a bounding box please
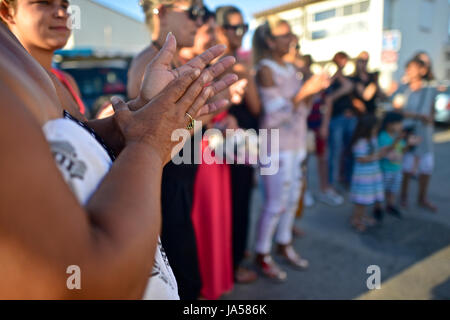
[255,149,306,254]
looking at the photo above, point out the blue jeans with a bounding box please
[328,115,357,186]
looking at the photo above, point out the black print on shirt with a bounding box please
[50,140,87,180]
[150,241,176,291]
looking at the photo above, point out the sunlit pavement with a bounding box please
[224,127,450,300]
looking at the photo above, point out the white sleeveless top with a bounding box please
[257,59,309,151]
[42,114,179,300]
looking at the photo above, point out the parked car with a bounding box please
[53,49,132,119]
[434,86,450,125]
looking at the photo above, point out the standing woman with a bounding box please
[129,0,206,301]
[0,0,87,118]
[215,5,261,284]
[252,20,327,280]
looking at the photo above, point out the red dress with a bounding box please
[191,113,234,300]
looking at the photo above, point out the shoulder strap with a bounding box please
[52,68,86,115]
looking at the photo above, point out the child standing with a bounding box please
[377,112,406,220]
[376,112,420,220]
[350,115,385,232]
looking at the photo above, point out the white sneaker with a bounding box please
[304,190,315,207]
[317,189,344,206]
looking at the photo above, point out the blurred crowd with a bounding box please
[0,0,445,300]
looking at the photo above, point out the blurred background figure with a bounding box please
[129,0,207,300]
[394,57,439,213]
[349,115,384,232]
[351,51,382,115]
[179,5,216,61]
[322,51,354,198]
[214,5,261,285]
[252,19,326,281]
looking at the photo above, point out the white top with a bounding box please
[42,116,179,300]
[258,59,309,152]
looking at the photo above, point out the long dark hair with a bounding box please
[252,19,289,65]
[351,114,379,152]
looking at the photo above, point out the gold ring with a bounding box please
[185,112,195,130]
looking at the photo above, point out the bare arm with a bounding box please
[0,95,160,299]
[0,61,212,299]
[327,76,354,103]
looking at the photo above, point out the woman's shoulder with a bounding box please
[256,64,275,88]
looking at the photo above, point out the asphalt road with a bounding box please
[224,128,450,300]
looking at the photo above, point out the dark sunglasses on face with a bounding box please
[224,24,249,36]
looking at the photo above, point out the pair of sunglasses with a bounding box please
[224,23,249,36]
[168,4,212,23]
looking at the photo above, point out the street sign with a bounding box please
[382,30,402,52]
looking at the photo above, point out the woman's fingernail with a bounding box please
[166,32,172,41]
[110,96,119,104]
[195,69,201,77]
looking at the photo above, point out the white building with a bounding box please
[65,0,150,55]
[254,0,450,84]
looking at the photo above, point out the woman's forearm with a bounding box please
[83,142,164,299]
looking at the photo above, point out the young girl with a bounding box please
[350,115,385,232]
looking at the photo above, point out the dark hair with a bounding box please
[406,57,426,69]
[215,5,242,27]
[351,114,379,150]
[301,54,313,66]
[333,51,349,63]
[381,111,403,131]
[413,51,435,81]
[203,6,215,21]
[252,19,289,64]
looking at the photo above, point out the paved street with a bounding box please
[225,128,450,300]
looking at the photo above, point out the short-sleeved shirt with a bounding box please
[378,131,405,173]
[394,83,437,155]
[350,73,379,114]
[326,77,354,118]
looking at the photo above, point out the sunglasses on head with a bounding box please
[165,4,208,22]
[224,23,249,36]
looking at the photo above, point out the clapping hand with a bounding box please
[135,33,238,118]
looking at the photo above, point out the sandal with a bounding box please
[255,254,287,282]
[351,218,367,233]
[418,200,438,213]
[235,266,258,284]
[277,244,309,270]
[362,215,378,227]
[293,226,306,238]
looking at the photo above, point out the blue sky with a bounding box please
[93,0,289,48]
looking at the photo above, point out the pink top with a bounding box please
[52,68,86,115]
[257,59,309,151]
